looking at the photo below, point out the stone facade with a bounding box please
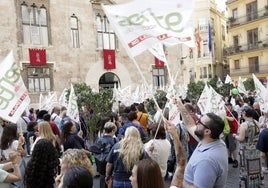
[0,0,226,107]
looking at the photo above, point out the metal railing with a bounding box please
[228,8,268,29]
[226,0,238,4]
[223,38,268,56]
[230,64,268,76]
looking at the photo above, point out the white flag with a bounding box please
[197,85,225,115]
[209,86,225,115]
[166,81,176,100]
[197,84,211,114]
[59,88,68,107]
[149,43,167,64]
[39,93,45,110]
[224,74,233,84]
[167,100,181,125]
[66,84,80,123]
[216,77,223,88]
[237,77,247,96]
[0,51,31,123]
[102,0,195,58]
[252,74,268,112]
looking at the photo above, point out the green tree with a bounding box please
[66,83,113,141]
[208,76,233,98]
[187,81,205,100]
[147,90,167,116]
[243,78,255,92]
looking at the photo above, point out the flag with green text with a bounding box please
[102,0,195,58]
[0,51,30,123]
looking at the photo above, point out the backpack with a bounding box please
[89,137,117,175]
[223,117,230,135]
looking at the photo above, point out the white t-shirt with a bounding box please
[51,113,61,127]
[16,116,30,133]
[0,164,10,188]
[145,139,171,177]
[2,140,18,160]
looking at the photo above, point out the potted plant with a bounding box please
[228,17,236,23]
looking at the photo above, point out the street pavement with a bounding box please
[93,163,268,188]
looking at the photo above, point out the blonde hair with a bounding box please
[119,126,144,171]
[38,122,56,145]
[61,149,94,176]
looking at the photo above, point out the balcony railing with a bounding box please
[231,64,268,76]
[223,38,268,56]
[228,8,268,29]
[226,0,238,4]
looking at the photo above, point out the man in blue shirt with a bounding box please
[118,113,145,140]
[183,113,228,188]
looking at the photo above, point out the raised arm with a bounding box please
[176,99,199,142]
[1,152,22,183]
[165,120,186,188]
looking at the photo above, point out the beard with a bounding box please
[194,128,205,140]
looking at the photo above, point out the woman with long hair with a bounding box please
[130,158,165,188]
[30,121,58,154]
[1,124,25,160]
[105,126,148,188]
[24,139,60,188]
[60,121,86,151]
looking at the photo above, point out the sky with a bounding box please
[215,0,227,12]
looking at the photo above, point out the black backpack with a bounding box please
[89,137,117,175]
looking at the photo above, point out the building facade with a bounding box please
[0,0,227,107]
[225,0,268,86]
[181,0,228,84]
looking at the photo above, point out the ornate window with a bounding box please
[22,64,53,93]
[70,14,80,48]
[96,13,117,49]
[21,2,49,46]
[152,66,166,88]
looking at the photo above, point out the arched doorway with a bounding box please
[99,72,120,89]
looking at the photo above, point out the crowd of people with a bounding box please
[0,90,267,188]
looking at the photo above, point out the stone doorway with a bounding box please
[99,72,120,89]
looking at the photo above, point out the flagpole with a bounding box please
[129,56,161,110]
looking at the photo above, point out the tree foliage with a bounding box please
[147,90,167,115]
[207,76,233,98]
[243,78,255,92]
[66,83,113,139]
[186,81,205,101]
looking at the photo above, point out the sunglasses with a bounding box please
[196,119,210,130]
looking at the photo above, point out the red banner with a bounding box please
[103,49,116,69]
[154,57,164,67]
[29,49,46,66]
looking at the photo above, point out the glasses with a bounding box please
[196,119,210,130]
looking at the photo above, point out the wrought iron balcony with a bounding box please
[228,7,268,29]
[223,38,268,56]
[231,64,268,76]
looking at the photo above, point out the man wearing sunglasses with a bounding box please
[183,113,228,188]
